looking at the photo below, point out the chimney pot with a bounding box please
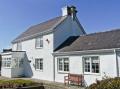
[61,5,77,18]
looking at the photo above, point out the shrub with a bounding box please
[0,79,37,88]
[87,77,120,89]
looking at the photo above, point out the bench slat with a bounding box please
[64,73,84,86]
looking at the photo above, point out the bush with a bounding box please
[87,77,120,89]
[0,79,37,88]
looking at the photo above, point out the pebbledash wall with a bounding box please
[12,33,54,81]
[54,50,118,86]
[12,15,84,82]
[83,52,117,85]
[5,16,119,85]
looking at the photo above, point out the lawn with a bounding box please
[0,79,39,88]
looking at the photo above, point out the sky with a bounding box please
[0,0,120,51]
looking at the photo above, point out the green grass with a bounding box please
[0,79,38,88]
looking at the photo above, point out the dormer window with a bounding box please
[35,36,43,48]
[16,42,22,51]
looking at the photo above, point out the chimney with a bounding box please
[70,6,77,20]
[61,6,71,16]
[61,6,77,19]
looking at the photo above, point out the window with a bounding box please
[58,58,69,72]
[16,42,22,51]
[2,58,11,68]
[35,58,43,70]
[35,36,43,48]
[83,56,100,74]
[12,58,23,68]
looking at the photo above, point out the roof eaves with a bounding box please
[53,48,118,56]
[12,28,53,43]
[12,16,67,43]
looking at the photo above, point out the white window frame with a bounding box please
[16,42,22,51]
[2,58,11,68]
[12,58,23,68]
[57,57,69,73]
[35,58,43,71]
[83,56,100,75]
[84,57,90,73]
[35,36,43,49]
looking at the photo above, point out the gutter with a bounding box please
[1,51,26,56]
[1,52,13,56]
[53,48,118,56]
[53,56,55,82]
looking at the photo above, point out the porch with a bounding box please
[1,50,26,78]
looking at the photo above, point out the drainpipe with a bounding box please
[115,49,119,77]
[82,58,84,75]
[53,56,55,82]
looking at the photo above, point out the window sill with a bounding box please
[35,69,43,72]
[35,47,43,49]
[2,67,12,69]
[58,71,69,74]
[84,72,101,76]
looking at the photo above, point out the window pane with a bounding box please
[35,59,43,70]
[35,59,38,69]
[36,38,40,48]
[40,38,43,47]
[64,64,69,71]
[40,59,43,70]
[14,58,19,68]
[2,58,11,67]
[58,58,63,71]
[64,58,69,71]
[58,58,69,72]
[36,37,43,48]
[6,61,11,67]
[84,57,90,72]
[92,57,100,73]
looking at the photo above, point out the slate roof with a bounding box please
[55,29,120,52]
[12,16,67,43]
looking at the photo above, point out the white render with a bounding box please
[62,6,69,16]
[1,6,120,86]
[21,33,54,81]
[2,13,85,81]
[54,50,119,86]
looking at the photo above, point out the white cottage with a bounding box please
[1,6,120,86]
